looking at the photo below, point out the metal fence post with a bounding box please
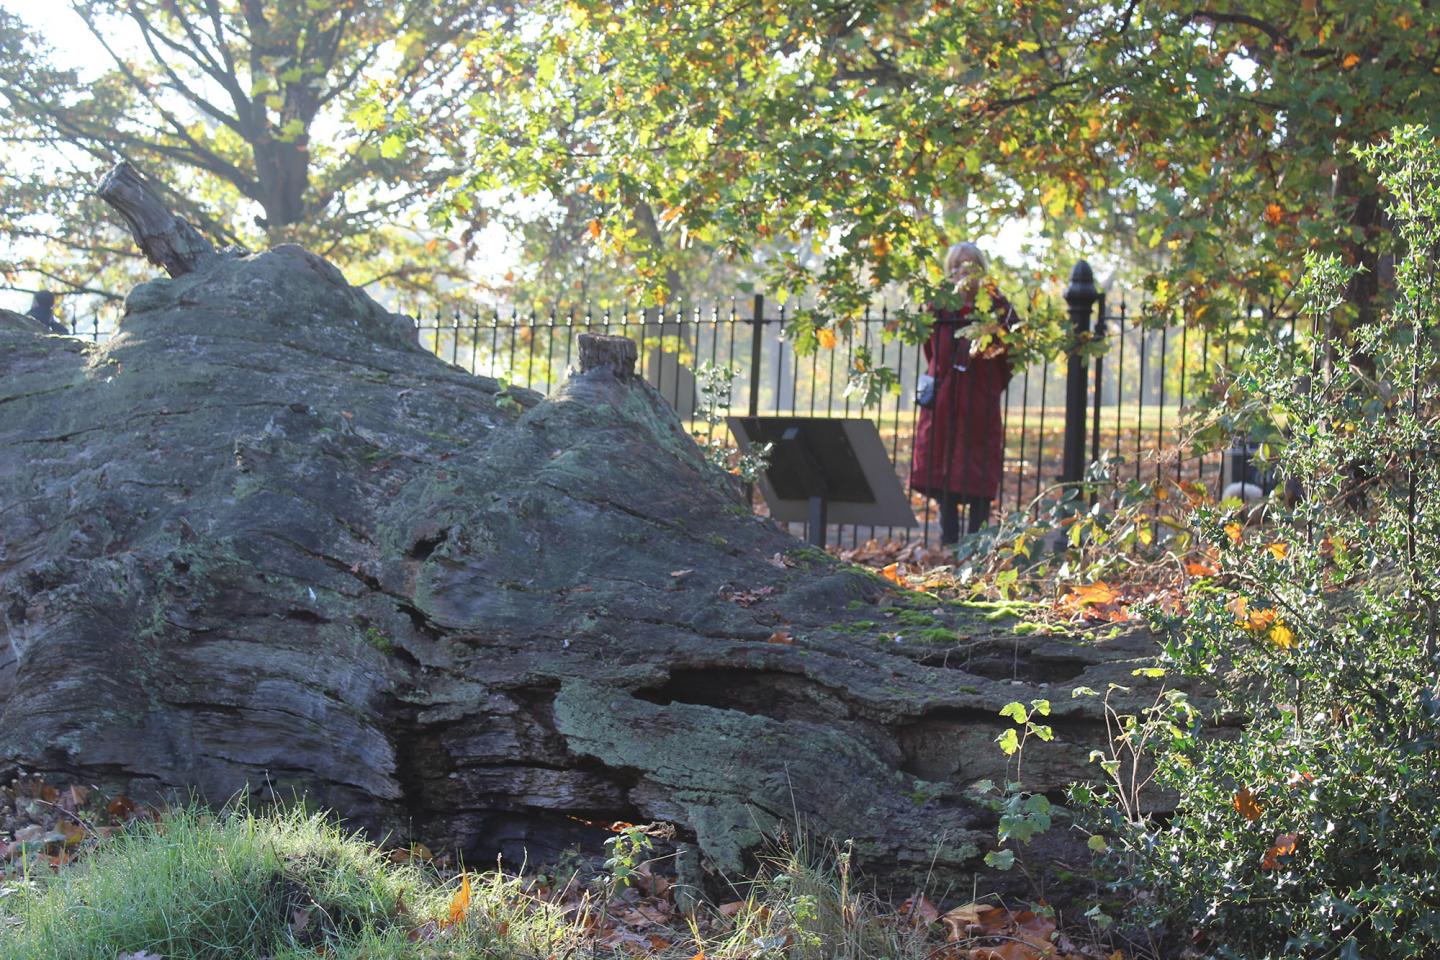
[1062,260,1099,485]
[747,293,764,418]
[1090,292,1106,467]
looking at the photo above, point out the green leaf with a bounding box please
[996,728,1020,756]
[983,849,1015,870]
[380,134,405,159]
[999,702,1027,724]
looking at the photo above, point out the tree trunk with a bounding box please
[0,241,1176,892]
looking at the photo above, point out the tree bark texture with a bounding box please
[0,244,1178,890]
[96,162,217,277]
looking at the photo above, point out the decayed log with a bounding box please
[96,162,216,277]
[0,180,1193,895]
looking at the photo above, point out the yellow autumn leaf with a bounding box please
[1268,621,1297,650]
[1224,521,1243,545]
[1265,542,1289,560]
[816,328,837,350]
[870,234,892,257]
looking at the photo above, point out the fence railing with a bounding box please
[407,279,1282,548]
[58,269,1287,550]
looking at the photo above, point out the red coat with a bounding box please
[910,297,1014,500]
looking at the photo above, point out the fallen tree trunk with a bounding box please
[0,182,1175,893]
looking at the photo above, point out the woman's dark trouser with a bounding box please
[938,494,992,544]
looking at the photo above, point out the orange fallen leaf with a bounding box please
[587,219,602,239]
[1184,561,1218,576]
[1263,202,1284,226]
[447,873,472,926]
[940,902,1009,942]
[1262,833,1297,869]
[717,901,744,918]
[1059,581,1118,607]
[767,630,794,644]
[880,562,903,585]
[900,893,941,925]
[1233,787,1263,822]
[1224,521,1243,545]
[1341,52,1361,69]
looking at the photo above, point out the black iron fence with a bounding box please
[405,276,1284,547]
[56,267,1288,549]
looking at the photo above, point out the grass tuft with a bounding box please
[2,807,965,960]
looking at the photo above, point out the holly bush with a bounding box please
[1074,127,1440,958]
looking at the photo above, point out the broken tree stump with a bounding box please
[96,161,216,277]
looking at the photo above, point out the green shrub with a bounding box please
[1074,127,1440,958]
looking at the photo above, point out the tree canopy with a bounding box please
[405,0,1439,339]
[0,1,490,308]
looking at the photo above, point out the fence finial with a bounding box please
[1064,260,1099,308]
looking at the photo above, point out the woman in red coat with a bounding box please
[911,242,1015,544]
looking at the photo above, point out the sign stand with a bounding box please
[728,416,918,548]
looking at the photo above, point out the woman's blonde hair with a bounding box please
[944,241,988,275]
